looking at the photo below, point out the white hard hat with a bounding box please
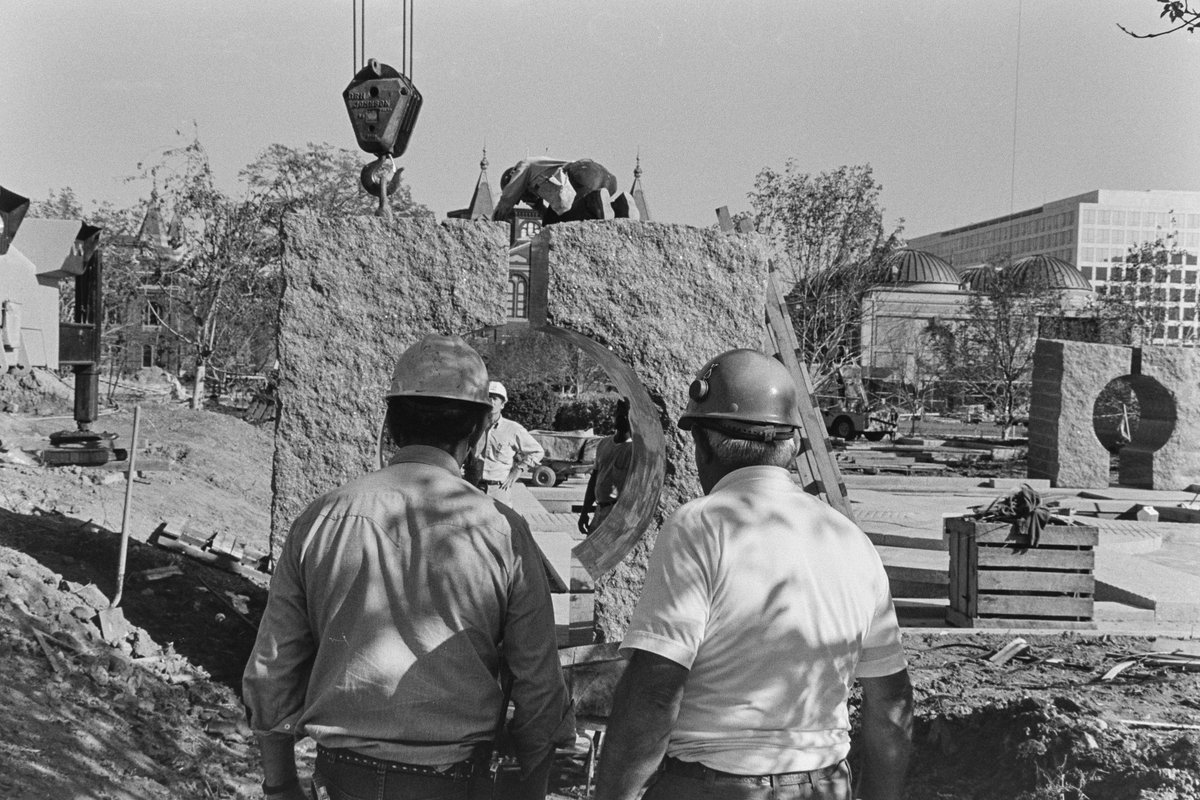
[385,334,491,408]
[487,381,507,401]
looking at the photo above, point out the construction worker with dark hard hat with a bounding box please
[595,348,913,800]
[244,334,573,800]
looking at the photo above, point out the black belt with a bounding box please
[662,756,843,786]
[478,480,502,487]
[316,745,480,781]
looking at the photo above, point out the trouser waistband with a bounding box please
[316,745,482,781]
[662,756,845,786]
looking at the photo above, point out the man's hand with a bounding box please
[577,511,591,536]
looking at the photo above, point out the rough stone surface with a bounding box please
[1029,339,1127,488]
[1129,346,1200,490]
[1030,339,1200,491]
[271,214,509,547]
[530,221,772,641]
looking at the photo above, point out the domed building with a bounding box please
[859,249,966,385]
[858,248,1096,395]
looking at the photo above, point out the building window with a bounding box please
[508,274,528,318]
[143,299,165,328]
[142,344,155,368]
[1095,267,1108,281]
[1081,266,1093,280]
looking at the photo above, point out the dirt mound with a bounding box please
[0,367,73,416]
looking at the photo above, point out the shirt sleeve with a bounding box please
[499,509,574,770]
[492,159,532,221]
[514,424,545,467]
[619,508,711,669]
[242,507,320,736]
[855,564,908,679]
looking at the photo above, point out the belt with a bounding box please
[478,480,502,487]
[662,756,843,786]
[316,745,480,781]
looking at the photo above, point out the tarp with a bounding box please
[532,430,603,464]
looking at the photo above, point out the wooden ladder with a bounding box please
[715,206,854,522]
[763,268,855,522]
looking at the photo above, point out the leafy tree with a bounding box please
[476,331,608,398]
[941,258,1068,438]
[1119,1,1200,37]
[503,381,560,431]
[881,321,953,433]
[240,141,432,224]
[744,163,903,392]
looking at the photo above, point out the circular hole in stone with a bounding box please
[376,327,665,579]
[1092,374,1175,456]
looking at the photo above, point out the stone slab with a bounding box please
[271,215,509,548]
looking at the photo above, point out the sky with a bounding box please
[2,1,1198,239]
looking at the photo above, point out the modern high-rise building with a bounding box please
[908,190,1200,343]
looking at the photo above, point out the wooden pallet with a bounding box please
[945,516,1097,629]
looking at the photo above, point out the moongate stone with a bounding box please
[528,221,771,641]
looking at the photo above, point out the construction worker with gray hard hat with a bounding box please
[467,379,545,508]
[244,334,573,800]
[596,348,912,800]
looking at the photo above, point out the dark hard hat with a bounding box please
[386,334,491,409]
[678,349,801,440]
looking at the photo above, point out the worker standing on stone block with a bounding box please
[243,334,572,800]
[595,349,913,800]
[468,380,545,508]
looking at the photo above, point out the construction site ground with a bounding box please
[1,395,1199,799]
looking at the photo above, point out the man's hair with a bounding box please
[387,396,488,449]
[693,426,797,470]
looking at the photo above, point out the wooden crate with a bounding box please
[945,516,1097,629]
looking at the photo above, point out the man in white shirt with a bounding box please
[470,380,545,507]
[595,348,913,800]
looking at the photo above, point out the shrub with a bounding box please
[555,393,621,434]
[504,381,560,431]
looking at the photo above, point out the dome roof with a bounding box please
[1009,254,1092,291]
[880,249,961,286]
[959,265,999,291]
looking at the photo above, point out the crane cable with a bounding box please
[352,0,413,76]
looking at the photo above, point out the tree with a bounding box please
[883,321,953,434]
[744,163,903,392]
[240,141,432,223]
[941,258,1069,438]
[475,331,608,398]
[1095,230,1193,346]
[1119,1,1200,37]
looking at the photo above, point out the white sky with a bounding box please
[2,1,1198,238]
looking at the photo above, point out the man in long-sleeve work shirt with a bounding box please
[471,380,545,507]
[243,335,572,800]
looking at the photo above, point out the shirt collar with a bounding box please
[710,465,795,494]
[387,444,463,477]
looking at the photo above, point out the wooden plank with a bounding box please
[976,594,1093,618]
[763,269,854,523]
[977,570,1095,594]
[948,526,961,615]
[974,526,1099,547]
[966,536,978,618]
[949,612,1097,630]
[977,548,1095,570]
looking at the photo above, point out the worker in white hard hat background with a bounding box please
[244,334,572,800]
[467,379,545,508]
[596,348,912,800]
